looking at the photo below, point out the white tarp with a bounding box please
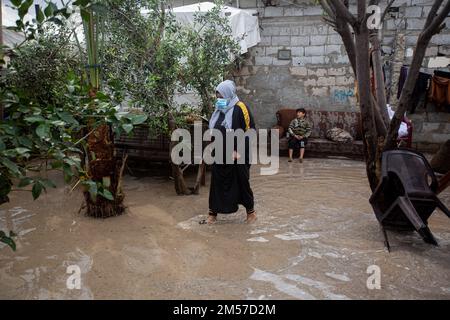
[169,2,260,54]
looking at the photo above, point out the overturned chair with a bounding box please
[370,149,450,250]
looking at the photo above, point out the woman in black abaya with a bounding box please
[205,80,256,224]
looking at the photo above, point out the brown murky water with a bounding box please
[1,158,449,299]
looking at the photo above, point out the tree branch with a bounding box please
[423,0,450,37]
[330,0,358,27]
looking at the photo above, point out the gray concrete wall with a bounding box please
[170,0,450,150]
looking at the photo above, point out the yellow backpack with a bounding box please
[236,101,250,131]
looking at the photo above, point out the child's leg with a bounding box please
[288,148,293,161]
[300,147,305,160]
[299,140,306,161]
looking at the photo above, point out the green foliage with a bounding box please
[180,1,240,117]
[0,230,17,251]
[0,0,146,206]
[101,0,183,135]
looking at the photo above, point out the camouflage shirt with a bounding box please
[288,117,311,138]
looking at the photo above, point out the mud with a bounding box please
[1,158,449,299]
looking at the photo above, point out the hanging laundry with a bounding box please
[428,75,450,110]
[397,65,431,113]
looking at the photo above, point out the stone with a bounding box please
[307,68,327,77]
[304,6,323,16]
[328,67,347,76]
[289,66,308,76]
[317,77,336,86]
[284,7,304,17]
[327,34,343,45]
[336,76,354,86]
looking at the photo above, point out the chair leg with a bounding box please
[397,196,438,245]
[435,197,450,219]
[380,223,391,252]
[418,226,438,246]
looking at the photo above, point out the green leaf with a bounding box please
[11,0,22,7]
[0,140,5,152]
[24,115,45,123]
[32,182,43,200]
[57,111,78,125]
[18,177,33,188]
[18,0,34,19]
[36,124,50,139]
[15,147,31,155]
[44,3,55,17]
[122,123,133,134]
[100,189,114,201]
[39,179,56,189]
[1,158,20,175]
[18,136,33,148]
[0,233,16,251]
[36,7,45,24]
[128,114,147,125]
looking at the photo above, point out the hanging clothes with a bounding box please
[428,75,450,110]
[397,65,431,113]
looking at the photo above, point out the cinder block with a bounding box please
[336,76,354,86]
[310,35,327,46]
[303,6,323,16]
[317,77,336,86]
[238,0,257,8]
[289,66,308,76]
[273,59,291,66]
[259,36,271,46]
[334,55,350,64]
[261,25,280,36]
[405,6,422,17]
[328,67,347,76]
[311,56,327,65]
[271,36,290,46]
[279,27,292,36]
[265,7,284,17]
[405,35,418,46]
[255,56,273,66]
[305,45,325,56]
[265,46,282,56]
[293,56,312,66]
[283,7,304,17]
[325,45,341,54]
[407,18,426,30]
[303,78,317,86]
[425,46,438,57]
[431,34,450,45]
[307,68,327,77]
[311,87,329,96]
[327,34,343,45]
[291,47,305,56]
[291,36,310,46]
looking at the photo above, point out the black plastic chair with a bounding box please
[369,149,450,251]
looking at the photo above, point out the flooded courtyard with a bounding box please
[1,157,449,299]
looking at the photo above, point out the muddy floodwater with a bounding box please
[1,158,449,299]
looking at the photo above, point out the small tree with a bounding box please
[319,0,450,190]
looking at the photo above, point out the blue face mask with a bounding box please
[215,98,228,110]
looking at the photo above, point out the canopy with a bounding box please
[167,2,260,54]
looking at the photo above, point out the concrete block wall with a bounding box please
[169,0,450,147]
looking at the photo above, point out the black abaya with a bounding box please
[208,104,256,214]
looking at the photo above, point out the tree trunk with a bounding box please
[84,123,126,217]
[430,139,450,174]
[354,5,380,190]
